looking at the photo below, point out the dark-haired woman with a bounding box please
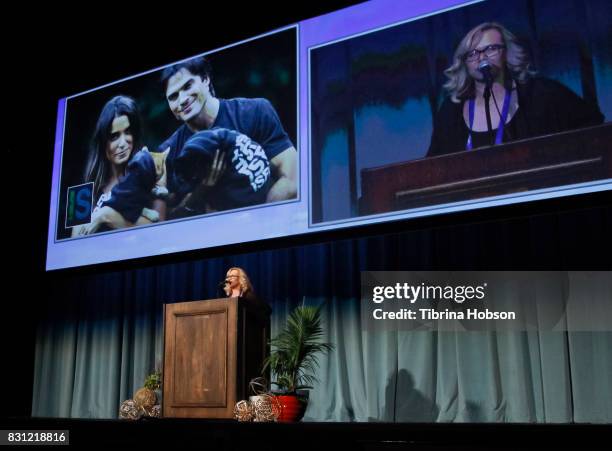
[72,96,159,236]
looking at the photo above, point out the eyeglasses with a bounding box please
[463,44,506,62]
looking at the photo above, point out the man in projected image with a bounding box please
[427,22,603,156]
[89,56,298,230]
[156,56,298,218]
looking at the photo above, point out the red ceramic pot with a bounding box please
[275,395,307,422]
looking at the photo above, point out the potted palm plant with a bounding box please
[262,305,334,422]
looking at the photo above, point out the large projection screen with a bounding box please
[47,0,612,270]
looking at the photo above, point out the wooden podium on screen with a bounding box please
[162,297,271,418]
[360,123,612,214]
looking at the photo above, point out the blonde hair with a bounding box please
[227,267,254,296]
[444,22,534,103]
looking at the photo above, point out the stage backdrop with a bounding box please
[32,203,612,422]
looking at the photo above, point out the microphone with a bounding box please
[478,60,494,86]
[217,279,230,297]
[218,280,229,288]
[478,60,494,133]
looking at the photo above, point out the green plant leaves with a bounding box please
[263,305,334,393]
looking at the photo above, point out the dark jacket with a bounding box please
[427,77,604,157]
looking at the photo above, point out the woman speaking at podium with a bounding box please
[427,22,603,157]
[223,267,255,299]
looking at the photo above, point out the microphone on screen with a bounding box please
[478,60,494,87]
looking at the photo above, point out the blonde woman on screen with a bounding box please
[427,22,603,156]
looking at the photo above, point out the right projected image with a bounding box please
[309,0,612,225]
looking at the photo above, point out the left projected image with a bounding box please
[55,28,298,241]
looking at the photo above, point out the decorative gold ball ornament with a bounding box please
[250,394,281,422]
[234,400,255,422]
[134,387,157,410]
[232,378,281,422]
[150,404,161,418]
[119,399,142,420]
[142,403,161,418]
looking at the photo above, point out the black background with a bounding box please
[2,0,610,426]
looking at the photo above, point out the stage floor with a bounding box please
[1,417,610,449]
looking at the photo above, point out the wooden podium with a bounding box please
[162,297,271,418]
[361,123,612,214]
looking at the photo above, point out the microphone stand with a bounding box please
[483,79,493,134]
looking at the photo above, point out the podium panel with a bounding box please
[162,297,270,418]
[361,123,612,215]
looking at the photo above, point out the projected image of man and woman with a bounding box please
[57,29,298,240]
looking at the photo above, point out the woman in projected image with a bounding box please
[71,95,159,236]
[427,22,604,156]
